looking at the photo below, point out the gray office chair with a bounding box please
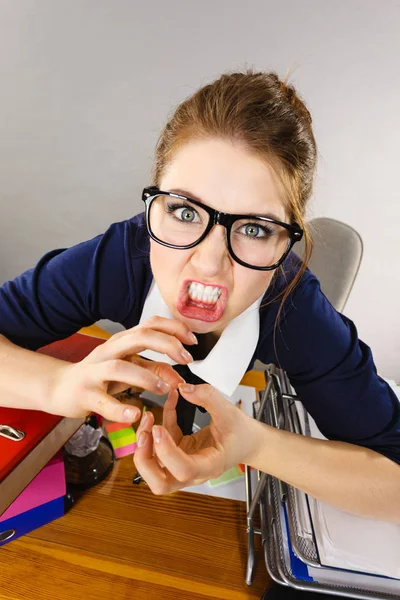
[295,217,363,312]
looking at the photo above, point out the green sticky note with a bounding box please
[209,466,244,487]
[108,427,134,442]
[110,431,137,450]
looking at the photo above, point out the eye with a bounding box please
[244,224,263,237]
[166,202,201,224]
[236,222,274,239]
[180,207,197,222]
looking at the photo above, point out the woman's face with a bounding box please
[150,137,288,336]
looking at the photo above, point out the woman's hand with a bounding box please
[45,317,197,423]
[134,383,261,494]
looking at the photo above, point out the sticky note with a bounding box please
[208,465,244,487]
[105,423,137,459]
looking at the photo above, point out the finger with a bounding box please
[177,383,249,438]
[141,316,198,346]
[89,319,197,364]
[162,389,182,444]
[87,391,141,423]
[92,359,172,395]
[152,425,200,483]
[135,413,166,470]
[152,425,226,483]
[135,429,175,495]
[101,317,197,346]
[136,409,155,440]
[98,329,194,365]
[177,383,230,415]
[132,357,185,388]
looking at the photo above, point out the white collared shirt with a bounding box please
[138,281,262,396]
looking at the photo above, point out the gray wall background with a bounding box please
[0,0,399,378]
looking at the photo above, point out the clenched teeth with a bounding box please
[187,282,222,305]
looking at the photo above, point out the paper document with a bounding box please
[279,502,400,594]
[304,408,400,580]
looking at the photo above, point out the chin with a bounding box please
[170,307,224,334]
[189,320,222,334]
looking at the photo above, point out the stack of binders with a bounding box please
[0,331,107,545]
[245,366,400,599]
[0,452,69,546]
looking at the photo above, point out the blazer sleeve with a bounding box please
[257,275,400,465]
[0,220,138,350]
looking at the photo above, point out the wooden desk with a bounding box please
[0,453,270,599]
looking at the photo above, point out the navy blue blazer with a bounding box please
[1,213,399,464]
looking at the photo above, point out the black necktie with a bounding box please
[173,334,213,435]
[173,364,206,435]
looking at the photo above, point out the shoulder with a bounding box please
[258,252,323,341]
[92,212,149,259]
[54,213,151,290]
[85,213,152,324]
[0,213,152,346]
[55,213,149,264]
[257,252,352,371]
[46,213,152,326]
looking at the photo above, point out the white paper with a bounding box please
[304,397,400,580]
[280,490,400,594]
[309,496,400,579]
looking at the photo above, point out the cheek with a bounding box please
[149,242,189,288]
[149,241,164,272]
[233,269,274,308]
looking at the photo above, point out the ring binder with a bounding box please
[0,425,25,442]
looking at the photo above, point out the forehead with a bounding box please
[159,138,287,220]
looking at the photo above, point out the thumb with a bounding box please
[177,383,231,416]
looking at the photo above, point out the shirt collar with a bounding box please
[138,281,262,396]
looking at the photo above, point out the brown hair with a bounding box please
[153,71,317,320]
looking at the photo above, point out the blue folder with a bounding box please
[0,495,66,546]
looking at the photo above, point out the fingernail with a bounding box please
[181,349,193,362]
[141,412,149,428]
[138,431,147,448]
[157,379,170,393]
[188,332,198,345]
[178,383,195,393]
[123,407,139,422]
[152,426,162,444]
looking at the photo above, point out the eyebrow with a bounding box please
[168,187,285,223]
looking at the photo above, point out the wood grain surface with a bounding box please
[0,454,271,600]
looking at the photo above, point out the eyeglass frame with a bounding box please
[142,186,303,271]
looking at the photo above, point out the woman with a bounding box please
[0,71,399,523]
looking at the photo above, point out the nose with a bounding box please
[190,224,231,278]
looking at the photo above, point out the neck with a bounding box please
[186,331,221,361]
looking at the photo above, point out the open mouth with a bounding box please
[176,279,228,323]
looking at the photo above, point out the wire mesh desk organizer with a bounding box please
[245,365,400,599]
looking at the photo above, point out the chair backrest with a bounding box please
[295,217,363,313]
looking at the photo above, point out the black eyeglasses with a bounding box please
[142,186,303,271]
